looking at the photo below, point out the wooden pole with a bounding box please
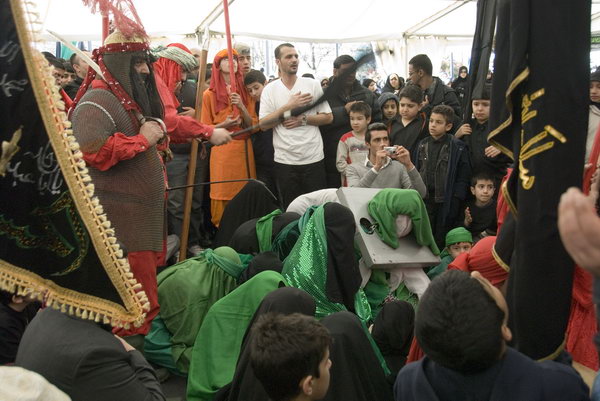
[222,0,236,93]
[102,14,109,42]
[178,33,210,262]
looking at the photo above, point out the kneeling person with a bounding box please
[346,122,425,197]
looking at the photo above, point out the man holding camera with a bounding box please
[346,122,426,197]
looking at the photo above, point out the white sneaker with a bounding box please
[188,245,203,256]
[165,234,180,261]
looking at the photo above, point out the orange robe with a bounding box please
[201,89,257,226]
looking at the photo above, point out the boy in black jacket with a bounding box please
[392,84,429,156]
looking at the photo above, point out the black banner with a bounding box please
[0,0,143,326]
[489,0,590,359]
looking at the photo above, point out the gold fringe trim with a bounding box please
[491,244,511,273]
[4,0,147,327]
[488,67,531,161]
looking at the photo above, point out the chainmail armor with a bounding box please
[72,88,165,253]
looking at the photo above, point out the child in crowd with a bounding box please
[415,105,471,247]
[455,85,510,183]
[250,313,332,401]
[391,84,428,156]
[426,227,473,280]
[462,172,498,241]
[244,70,277,197]
[336,101,371,186]
[377,92,403,144]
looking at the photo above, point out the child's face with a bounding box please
[399,97,420,121]
[471,179,495,204]
[591,81,600,103]
[245,81,264,101]
[429,113,452,139]
[349,111,370,134]
[310,348,332,400]
[382,99,398,120]
[472,99,490,123]
[448,242,472,259]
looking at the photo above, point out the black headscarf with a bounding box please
[372,300,415,376]
[382,73,403,94]
[214,181,279,247]
[229,212,300,255]
[320,311,394,401]
[324,203,361,313]
[238,252,283,285]
[214,287,316,401]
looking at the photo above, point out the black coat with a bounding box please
[15,308,165,401]
[394,348,590,401]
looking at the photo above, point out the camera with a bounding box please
[384,146,396,155]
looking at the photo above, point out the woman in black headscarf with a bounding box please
[320,311,394,401]
[214,287,316,401]
[451,66,469,110]
[371,300,415,378]
[229,211,300,255]
[382,73,404,95]
[214,180,279,247]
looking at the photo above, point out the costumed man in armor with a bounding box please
[70,31,229,338]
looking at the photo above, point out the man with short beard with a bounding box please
[70,32,229,337]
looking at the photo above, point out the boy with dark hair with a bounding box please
[245,69,277,196]
[392,84,428,155]
[336,101,371,185]
[462,172,497,240]
[394,270,590,400]
[415,104,471,247]
[250,313,332,401]
[455,85,511,182]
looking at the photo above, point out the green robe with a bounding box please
[186,271,287,401]
[281,205,372,321]
[150,247,244,373]
[367,188,439,254]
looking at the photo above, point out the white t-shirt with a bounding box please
[259,77,332,165]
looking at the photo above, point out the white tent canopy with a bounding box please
[33,0,600,77]
[35,0,480,42]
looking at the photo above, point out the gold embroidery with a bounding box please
[0,127,22,177]
[517,89,566,190]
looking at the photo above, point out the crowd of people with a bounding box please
[3,26,600,401]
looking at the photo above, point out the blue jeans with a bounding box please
[166,151,208,246]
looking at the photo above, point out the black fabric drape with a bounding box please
[238,251,283,285]
[488,0,590,360]
[323,203,361,313]
[320,311,394,401]
[372,300,415,376]
[463,0,497,122]
[214,287,316,401]
[214,181,279,247]
[229,212,300,255]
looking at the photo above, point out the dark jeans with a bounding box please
[256,162,279,203]
[275,160,327,209]
[426,197,463,249]
[166,151,208,246]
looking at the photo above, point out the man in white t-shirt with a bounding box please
[259,43,333,208]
